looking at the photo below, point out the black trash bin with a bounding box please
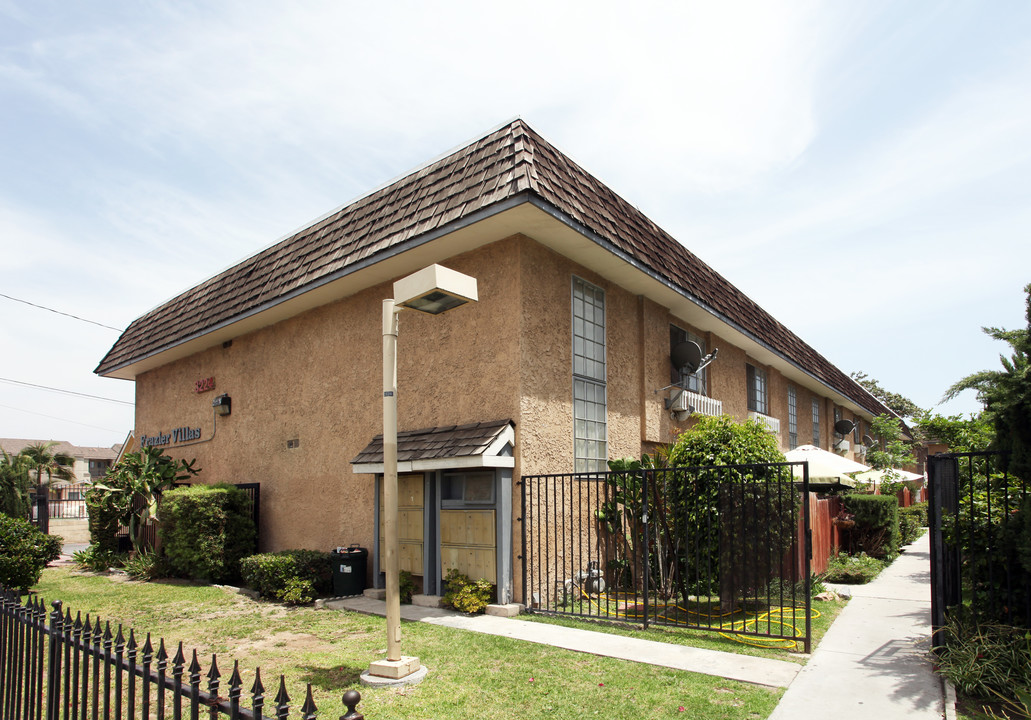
[331,545,368,597]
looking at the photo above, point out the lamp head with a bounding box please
[393,264,478,314]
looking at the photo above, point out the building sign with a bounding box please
[195,376,216,393]
[140,427,203,447]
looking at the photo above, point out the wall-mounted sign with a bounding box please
[141,427,202,447]
[194,377,216,393]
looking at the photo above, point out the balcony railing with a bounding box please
[685,390,723,417]
[748,411,781,434]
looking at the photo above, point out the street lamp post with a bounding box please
[366,265,477,685]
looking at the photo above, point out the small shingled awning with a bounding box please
[350,419,515,474]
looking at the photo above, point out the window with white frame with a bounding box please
[670,325,706,394]
[787,386,798,449]
[573,277,607,473]
[812,399,821,447]
[746,363,768,415]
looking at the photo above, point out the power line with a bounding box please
[0,402,125,434]
[0,293,122,331]
[0,377,134,406]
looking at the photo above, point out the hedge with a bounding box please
[158,484,256,584]
[239,550,333,605]
[843,493,900,559]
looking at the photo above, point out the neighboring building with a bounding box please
[95,120,893,603]
[0,438,119,487]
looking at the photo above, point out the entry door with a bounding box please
[378,473,424,576]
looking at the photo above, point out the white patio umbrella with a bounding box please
[851,468,924,487]
[784,444,871,486]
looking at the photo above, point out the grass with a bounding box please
[520,596,847,664]
[33,567,784,719]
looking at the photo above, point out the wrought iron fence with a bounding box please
[521,461,812,651]
[928,451,1030,642]
[0,588,364,719]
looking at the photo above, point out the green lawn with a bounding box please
[34,568,784,719]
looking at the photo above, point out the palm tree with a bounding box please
[944,283,1031,479]
[0,450,34,517]
[20,441,77,488]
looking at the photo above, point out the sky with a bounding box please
[1,0,1029,448]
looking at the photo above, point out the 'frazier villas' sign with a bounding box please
[141,427,202,447]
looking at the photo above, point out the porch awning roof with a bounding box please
[350,419,515,474]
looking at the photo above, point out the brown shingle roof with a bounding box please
[96,119,887,416]
[351,420,514,466]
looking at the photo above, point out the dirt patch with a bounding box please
[231,631,326,655]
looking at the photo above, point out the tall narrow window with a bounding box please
[573,278,607,473]
[812,399,821,447]
[670,325,706,394]
[746,363,767,415]
[787,386,798,449]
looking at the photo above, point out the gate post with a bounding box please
[35,485,50,535]
[927,453,960,647]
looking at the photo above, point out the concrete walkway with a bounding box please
[325,595,801,688]
[325,533,944,716]
[768,532,944,719]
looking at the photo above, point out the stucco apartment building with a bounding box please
[96,120,891,603]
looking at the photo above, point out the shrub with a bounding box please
[159,484,256,584]
[442,569,494,614]
[936,617,1031,712]
[821,552,885,584]
[0,515,62,590]
[399,570,417,604]
[843,493,900,559]
[72,546,125,573]
[898,505,925,546]
[905,501,928,527]
[240,550,333,605]
[84,485,129,554]
[123,551,166,581]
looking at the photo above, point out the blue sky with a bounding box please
[1,0,1029,447]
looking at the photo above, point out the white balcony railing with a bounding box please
[748,411,780,434]
[685,390,723,417]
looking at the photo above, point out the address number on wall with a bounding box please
[194,377,216,393]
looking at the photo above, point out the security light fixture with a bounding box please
[393,264,478,315]
[212,394,231,416]
[368,264,478,685]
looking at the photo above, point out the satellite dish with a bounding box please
[671,341,703,375]
[834,419,856,435]
[863,434,875,446]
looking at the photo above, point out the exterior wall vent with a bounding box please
[748,411,780,434]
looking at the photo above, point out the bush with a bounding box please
[72,546,125,572]
[399,570,417,604]
[240,550,333,605]
[84,484,129,554]
[821,552,885,584]
[441,569,494,613]
[0,515,62,590]
[843,493,900,559]
[898,505,926,546]
[123,551,166,581]
[159,484,256,584]
[936,617,1031,712]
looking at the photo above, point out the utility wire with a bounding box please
[0,292,122,331]
[0,403,124,434]
[0,377,134,406]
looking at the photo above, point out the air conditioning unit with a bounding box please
[670,390,691,414]
[834,439,851,454]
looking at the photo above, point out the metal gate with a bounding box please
[928,451,1030,644]
[520,461,812,651]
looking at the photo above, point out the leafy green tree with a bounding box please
[850,371,925,419]
[91,447,199,553]
[0,450,33,518]
[20,441,75,488]
[914,413,994,452]
[944,283,1031,480]
[866,414,915,483]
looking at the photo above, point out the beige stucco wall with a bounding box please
[135,238,523,554]
[132,231,873,598]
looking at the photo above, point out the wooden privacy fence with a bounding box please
[0,588,365,720]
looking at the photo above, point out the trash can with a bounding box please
[331,545,368,597]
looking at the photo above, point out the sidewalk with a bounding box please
[324,595,801,688]
[768,532,943,719]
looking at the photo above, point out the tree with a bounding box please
[20,441,76,488]
[944,283,1031,480]
[914,413,994,452]
[91,447,200,553]
[850,372,925,419]
[865,414,915,474]
[0,450,33,518]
